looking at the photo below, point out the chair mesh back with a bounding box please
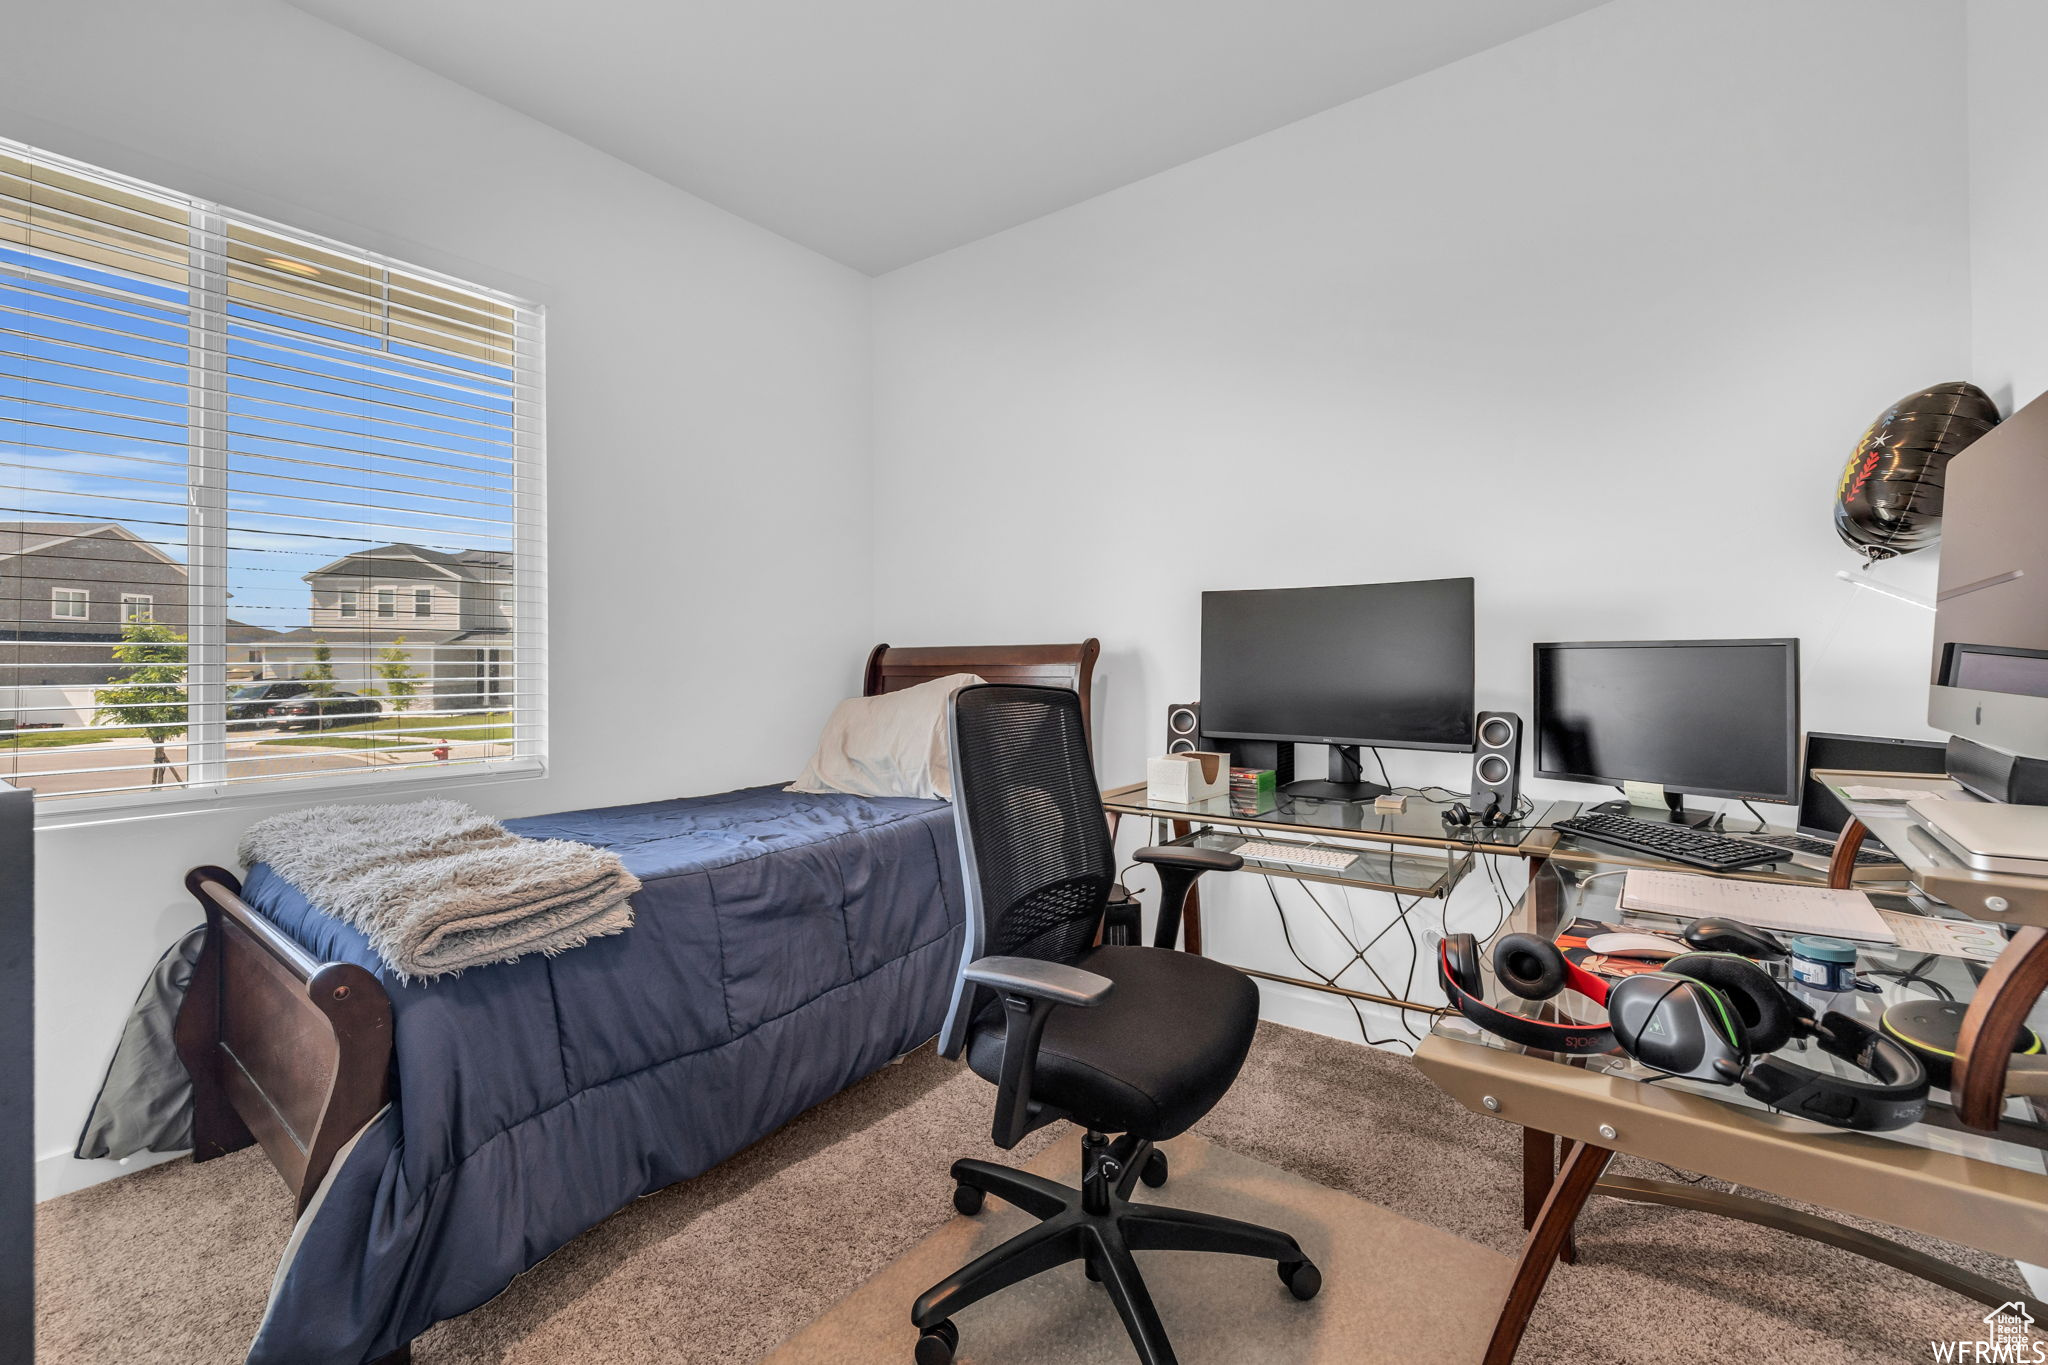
[951,685,1113,968]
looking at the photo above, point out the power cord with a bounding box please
[1862,954,1956,1001]
[1259,875,1409,1049]
[1296,877,1415,1026]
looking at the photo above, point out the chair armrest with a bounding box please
[964,955,1114,1009]
[1133,846,1244,951]
[1133,845,1245,874]
[965,957,1114,1149]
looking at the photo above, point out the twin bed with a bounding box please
[172,640,1100,1365]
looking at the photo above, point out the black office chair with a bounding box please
[912,684,1321,1365]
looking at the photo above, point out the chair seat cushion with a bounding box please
[965,945,1259,1139]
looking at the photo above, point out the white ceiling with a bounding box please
[286,0,1607,275]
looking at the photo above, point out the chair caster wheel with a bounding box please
[914,1319,959,1364]
[1279,1258,1322,1301]
[1140,1149,1169,1188]
[952,1184,984,1216]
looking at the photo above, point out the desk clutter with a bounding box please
[1121,470,2048,1356]
[1438,914,1931,1132]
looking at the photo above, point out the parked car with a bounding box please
[228,681,315,727]
[271,692,383,732]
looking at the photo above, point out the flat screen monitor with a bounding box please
[1532,639,1800,804]
[1200,578,1475,752]
[1797,732,1948,838]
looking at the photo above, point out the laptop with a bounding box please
[1729,732,1947,880]
[1910,796,2048,874]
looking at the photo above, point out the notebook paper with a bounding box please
[1618,869,1895,944]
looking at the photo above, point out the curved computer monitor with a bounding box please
[1533,639,1800,806]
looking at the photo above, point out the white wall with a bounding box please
[6,0,875,1196]
[872,0,1974,1039]
[1968,0,2048,410]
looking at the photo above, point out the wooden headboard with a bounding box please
[864,639,1101,739]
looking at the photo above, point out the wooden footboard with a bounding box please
[173,865,394,1215]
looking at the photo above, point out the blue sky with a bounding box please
[0,237,517,633]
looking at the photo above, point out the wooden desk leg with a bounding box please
[1520,1128,1576,1265]
[1519,1128,1549,1230]
[1487,1139,1611,1365]
[1826,816,1870,890]
[1525,855,1559,939]
[1956,924,2048,1130]
[1553,1134,1578,1264]
[1170,818,1203,955]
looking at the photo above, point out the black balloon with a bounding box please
[1834,381,2000,559]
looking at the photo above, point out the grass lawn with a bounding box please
[256,711,513,749]
[1,725,165,749]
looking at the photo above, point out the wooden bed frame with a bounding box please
[173,639,1100,1226]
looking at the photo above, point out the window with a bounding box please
[413,588,433,618]
[1,140,545,808]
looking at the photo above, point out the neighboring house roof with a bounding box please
[226,618,281,644]
[0,521,184,568]
[302,543,512,583]
[256,626,504,646]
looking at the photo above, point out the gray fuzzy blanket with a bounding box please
[238,799,639,981]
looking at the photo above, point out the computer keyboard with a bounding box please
[1234,839,1359,871]
[1729,830,1902,867]
[1551,813,1786,872]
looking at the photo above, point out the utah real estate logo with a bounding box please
[1931,1302,2041,1363]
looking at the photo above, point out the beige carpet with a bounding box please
[768,1130,1511,1364]
[36,1022,2027,1364]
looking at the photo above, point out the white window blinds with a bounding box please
[0,140,545,809]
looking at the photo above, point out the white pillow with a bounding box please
[786,672,987,801]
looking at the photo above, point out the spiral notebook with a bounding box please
[1617,869,1895,944]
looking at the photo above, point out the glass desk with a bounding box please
[1415,855,2048,1364]
[1101,781,1558,1012]
[1101,781,1558,856]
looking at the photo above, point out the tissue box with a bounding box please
[1147,751,1230,804]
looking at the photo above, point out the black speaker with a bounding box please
[1163,701,1295,784]
[1470,710,1521,819]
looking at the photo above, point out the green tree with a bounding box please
[302,639,336,697]
[375,637,422,714]
[92,620,188,788]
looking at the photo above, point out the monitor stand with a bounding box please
[1589,791,1712,827]
[1283,744,1391,803]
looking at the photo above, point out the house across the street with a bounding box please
[0,524,508,728]
[251,544,516,715]
[0,522,284,728]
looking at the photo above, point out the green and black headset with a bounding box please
[1606,951,1928,1132]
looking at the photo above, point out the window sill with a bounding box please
[32,756,546,831]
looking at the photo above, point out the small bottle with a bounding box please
[1788,935,1859,1014]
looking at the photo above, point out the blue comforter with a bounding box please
[240,785,963,1364]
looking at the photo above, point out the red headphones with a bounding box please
[1438,931,1616,1055]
